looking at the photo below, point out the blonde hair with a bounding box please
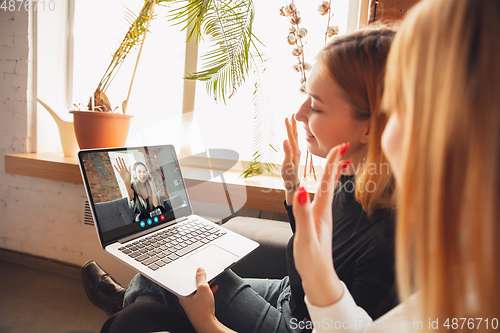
[317,27,396,215]
[131,161,158,211]
[383,0,500,327]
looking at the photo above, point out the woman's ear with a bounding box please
[360,119,371,145]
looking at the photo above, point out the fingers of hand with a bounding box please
[291,114,298,138]
[211,284,219,294]
[196,267,207,286]
[283,139,291,153]
[283,140,293,163]
[292,187,314,240]
[285,118,300,162]
[314,145,347,208]
[285,117,293,139]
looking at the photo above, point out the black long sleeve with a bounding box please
[284,175,397,321]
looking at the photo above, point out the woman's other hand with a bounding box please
[282,114,301,204]
[292,145,350,307]
[179,268,234,333]
[113,157,131,185]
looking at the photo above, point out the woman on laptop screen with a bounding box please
[114,157,162,222]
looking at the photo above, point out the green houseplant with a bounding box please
[70,0,156,149]
[72,0,265,152]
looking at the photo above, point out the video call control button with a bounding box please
[140,221,146,227]
[154,217,159,223]
[160,215,165,220]
[147,219,152,225]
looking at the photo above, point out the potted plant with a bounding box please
[71,0,264,153]
[70,1,156,149]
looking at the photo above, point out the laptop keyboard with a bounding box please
[118,218,226,271]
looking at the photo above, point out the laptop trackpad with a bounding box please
[186,245,239,277]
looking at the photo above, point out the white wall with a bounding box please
[0,9,136,284]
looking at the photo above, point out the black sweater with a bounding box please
[285,175,397,321]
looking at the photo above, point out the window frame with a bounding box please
[34,0,364,165]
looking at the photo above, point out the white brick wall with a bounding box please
[0,10,29,157]
[0,9,89,267]
[0,10,138,285]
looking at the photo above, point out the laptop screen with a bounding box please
[79,145,192,245]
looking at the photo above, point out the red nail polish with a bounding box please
[339,143,346,156]
[340,142,350,156]
[298,186,308,205]
[342,159,351,171]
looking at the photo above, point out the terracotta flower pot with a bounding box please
[70,111,133,149]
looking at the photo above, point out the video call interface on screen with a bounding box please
[80,146,190,243]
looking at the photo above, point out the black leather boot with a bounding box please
[81,260,126,316]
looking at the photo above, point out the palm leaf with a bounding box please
[167,0,212,43]
[241,66,278,178]
[96,0,158,95]
[169,0,262,103]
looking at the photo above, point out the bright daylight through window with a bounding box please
[40,0,355,168]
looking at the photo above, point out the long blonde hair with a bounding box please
[317,27,396,215]
[383,0,500,326]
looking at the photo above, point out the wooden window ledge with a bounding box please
[4,153,298,214]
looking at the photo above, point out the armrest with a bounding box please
[223,216,292,279]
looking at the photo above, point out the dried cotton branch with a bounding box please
[279,1,309,93]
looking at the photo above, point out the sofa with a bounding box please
[94,197,134,232]
[222,216,293,279]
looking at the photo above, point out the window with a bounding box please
[37,0,360,167]
[193,0,355,162]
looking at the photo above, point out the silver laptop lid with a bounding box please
[78,145,192,247]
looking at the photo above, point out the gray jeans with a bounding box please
[124,270,299,333]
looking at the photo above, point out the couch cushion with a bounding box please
[223,217,292,279]
[94,197,134,232]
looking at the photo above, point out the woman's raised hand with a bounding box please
[282,114,301,204]
[113,157,131,185]
[292,144,350,307]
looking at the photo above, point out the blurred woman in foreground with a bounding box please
[289,0,500,331]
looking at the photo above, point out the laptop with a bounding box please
[78,144,259,296]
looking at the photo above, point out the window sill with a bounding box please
[4,153,290,214]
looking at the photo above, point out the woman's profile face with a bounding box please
[381,113,404,184]
[295,64,370,159]
[135,164,148,183]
